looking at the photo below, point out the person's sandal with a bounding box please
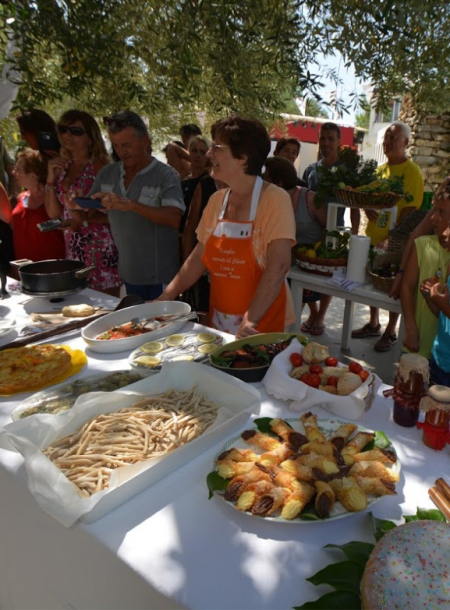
[374,333,398,352]
[351,323,382,339]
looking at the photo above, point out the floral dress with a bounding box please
[56,161,121,290]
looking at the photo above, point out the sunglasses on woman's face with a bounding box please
[57,125,86,136]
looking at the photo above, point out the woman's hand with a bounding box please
[430,282,449,305]
[47,157,67,184]
[235,312,259,339]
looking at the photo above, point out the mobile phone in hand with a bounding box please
[37,218,63,232]
[74,197,105,210]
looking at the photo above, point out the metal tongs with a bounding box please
[130,311,197,330]
[428,477,450,520]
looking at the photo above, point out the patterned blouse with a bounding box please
[56,160,121,290]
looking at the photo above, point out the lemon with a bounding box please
[171,355,195,361]
[165,334,185,347]
[141,341,164,353]
[297,245,307,254]
[198,343,218,354]
[197,332,217,344]
[305,249,317,258]
[135,355,161,367]
[313,240,322,251]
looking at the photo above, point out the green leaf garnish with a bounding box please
[294,590,361,610]
[298,501,322,521]
[253,417,293,435]
[306,560,364,594]
[369,512,397,541]
[324,541,374,565]
[206,471,228,499]
[363,430,392,451]
[404,507,447,522]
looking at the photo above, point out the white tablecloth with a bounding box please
[0,287,448,610]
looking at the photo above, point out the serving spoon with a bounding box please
[0,294,144,351]
[129,311,197,330]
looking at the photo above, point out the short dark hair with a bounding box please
[16,109,56,136]
[211,115,271,176]
[274,137,300,156]
[264,157,298,190]
[105,110,150,139]
[320,122,341,139]
[180,123,202,138]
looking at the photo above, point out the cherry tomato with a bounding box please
[327,375,339,387]
[349,362,363,374]
[325,356,338,367]
[300,373,321,388]
[290,353,303,367]
[309,364,323,375]
[359,369,370,382]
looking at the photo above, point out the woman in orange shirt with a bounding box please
[159,116,296,338]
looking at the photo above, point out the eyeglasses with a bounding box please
[103,116,131,129]
[210,142,229,153]
[58,125,86,137]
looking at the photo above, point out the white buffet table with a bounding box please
[0,287,448,610]
[287,265,404,350]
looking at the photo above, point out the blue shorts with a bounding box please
[124,282,164,301]
[429,355,450,386]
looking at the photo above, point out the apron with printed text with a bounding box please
[202,177,286,335]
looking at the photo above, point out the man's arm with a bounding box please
[160,243,207,300]
[97,192,182,229]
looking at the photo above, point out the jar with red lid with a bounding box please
[418,385,450,450]
[391,354,429,427]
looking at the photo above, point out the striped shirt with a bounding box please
[90,159,184,285]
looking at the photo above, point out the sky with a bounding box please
[306,53,366,125]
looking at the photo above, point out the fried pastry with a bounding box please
[281,483,315,520]
[224,468,271,501]
[301,440,335,458]
[314,480,336,518]
[252,486,289,517]
[241,430,282,451]
[217,459,256,479]
[351,475,396,496]
[280,458,314,481]
[217,448,259,463]
[330,423,358,450]
[270,418,308,449]
[259,444,294,466]
[329,477,367,511]
[341,431,374,456]
[236,480,275,511]
[347,447,397,465]
[349,460,400,483]
[296,452,339,475]
[300,412,327,443]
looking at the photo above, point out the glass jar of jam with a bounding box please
[392,354,429,427]
[419,385,450,450]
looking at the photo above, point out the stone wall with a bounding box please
[400,96,450,192]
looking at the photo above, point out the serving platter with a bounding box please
[129,330,224,373]
[0,362,261,526]
[0,318,16,338]
[81,301,191,353]
[209,417,400,524]
[11,370,145,420]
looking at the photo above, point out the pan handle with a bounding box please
[10,259,34,269]
[74,265,96,279]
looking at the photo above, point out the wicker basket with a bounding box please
[366,251,402,293]
[333,187,402,210]
[388,209,429,253]
[296,254,348,278]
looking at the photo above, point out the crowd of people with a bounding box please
[0,109,449,379]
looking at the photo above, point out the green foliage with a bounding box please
[305,98,329,118]
[299,507,447,608]
[206,471,228,499]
